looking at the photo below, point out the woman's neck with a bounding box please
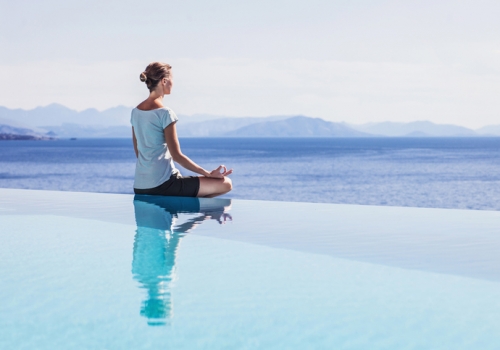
[137,95,165,111]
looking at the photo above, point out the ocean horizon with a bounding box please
[1,137,500,211]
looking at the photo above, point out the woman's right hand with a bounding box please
[207,165,233,178]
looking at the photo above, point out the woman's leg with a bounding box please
[197,176,232,198]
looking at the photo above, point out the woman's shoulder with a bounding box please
[161,107,178,124]
[131,107,172,119]
[131,106,178,127]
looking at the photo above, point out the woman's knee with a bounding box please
[198,176,232,197]
[212,176,232,194]
[222,177,233,192]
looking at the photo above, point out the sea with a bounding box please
[1,137,500,211]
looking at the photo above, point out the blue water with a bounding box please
[2,137,500,209]
[2,189,500,349]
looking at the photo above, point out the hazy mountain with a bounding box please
[0,117,27,128]
[41,124,131,138]
[475,125,500,136]
[0,122,55,140]
[0,104,132,127]
[0,124,42,136]
[0,104,287,136]
[226,116,370,137]
[0,117,51,134]
[176,116,290,137]
[180,114,238,124]
[350,121,478,137]
[1,104,499,138]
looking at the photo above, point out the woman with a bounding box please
[131,62,232,198]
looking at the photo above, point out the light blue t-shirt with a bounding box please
[130,107,179,189]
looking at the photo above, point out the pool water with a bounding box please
[1,188,500,349]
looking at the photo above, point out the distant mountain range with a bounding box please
[0,104,131,127]
[1,104,499,139]
[0,124,55,140]
[227,116,370,137]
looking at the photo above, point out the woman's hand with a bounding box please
[213,212,233,224]
[207,165,233,178]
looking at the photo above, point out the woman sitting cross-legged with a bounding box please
[131,61,233,198]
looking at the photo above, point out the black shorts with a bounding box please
[134,173,200,197]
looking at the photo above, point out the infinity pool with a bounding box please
[1,188,500,349]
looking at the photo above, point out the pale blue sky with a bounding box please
[1,0,499,127]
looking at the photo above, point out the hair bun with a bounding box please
[139,72,147,82]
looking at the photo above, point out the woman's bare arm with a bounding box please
[164,122,210,176]
[132,127,138,158]
[164,123,232,178]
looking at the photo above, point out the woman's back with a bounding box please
[131,107,178,189]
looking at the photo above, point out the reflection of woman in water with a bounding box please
[132,195,231,326]
[132,62,233,198]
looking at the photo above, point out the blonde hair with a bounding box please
[139,62,172,91]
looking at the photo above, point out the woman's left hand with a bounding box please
[207,165,233,178]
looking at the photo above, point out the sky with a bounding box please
[1,0,499,128]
